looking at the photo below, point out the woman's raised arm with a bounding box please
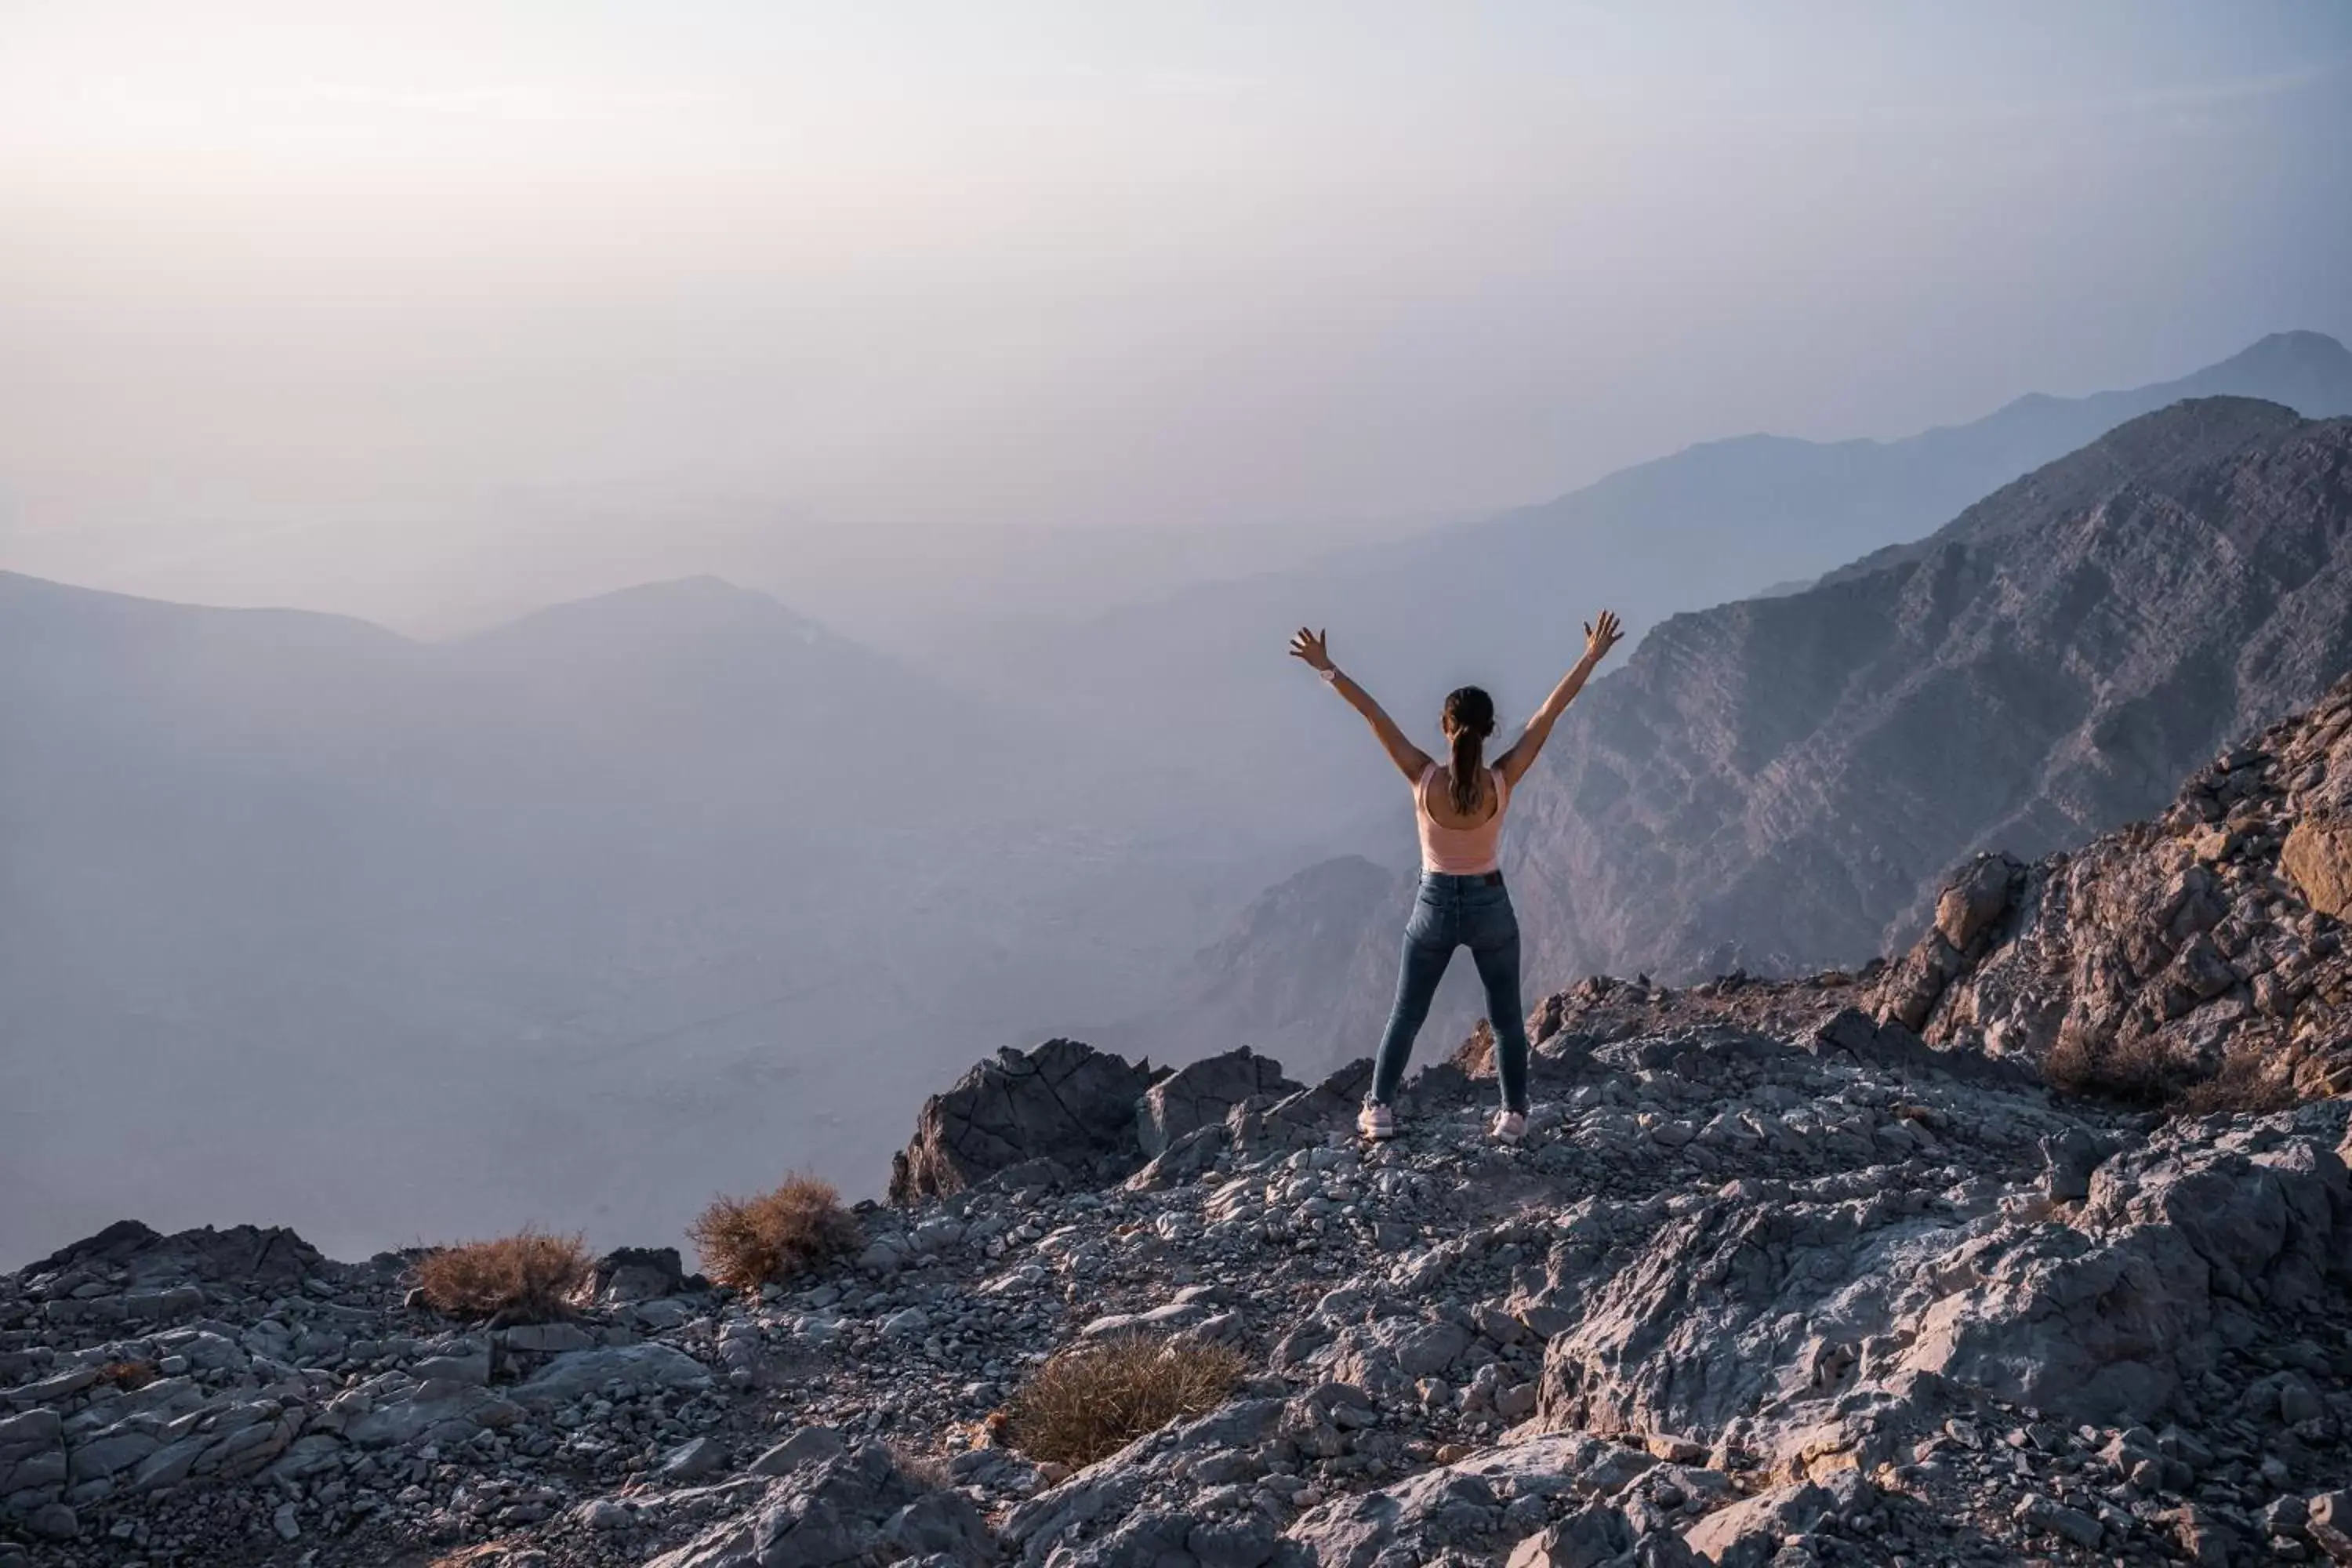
[1290,628,1432,783]
[1494,610,1623,788]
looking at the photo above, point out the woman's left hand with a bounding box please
[1289,627,1335,673]
[1583,610,1624,664]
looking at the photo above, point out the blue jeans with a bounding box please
[1370,872,1530,1112]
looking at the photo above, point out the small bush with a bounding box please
[2047,1028,2298,1119]
[2173,1052,2297,1118]
[97,1359,158,1391]
[688,1175,860,1291]
[889,1440,953,1491]
[1000,1336,1246,1468]
[413,1228,591,1322]
[2042,1029,2188,1107]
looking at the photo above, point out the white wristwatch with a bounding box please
[1319,666,1340,684]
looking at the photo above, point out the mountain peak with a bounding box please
[565,574,790,615]
[465,575,832,652]
[2221,328,2350,369]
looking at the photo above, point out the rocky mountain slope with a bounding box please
[1500,397,2352,986]
[9,679,2352,1568]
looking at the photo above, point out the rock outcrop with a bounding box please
[890,1038,1158,1203]
[1874,671,2352,1100]
[2283,817,2352,920]
[1138,1049,1305,1160]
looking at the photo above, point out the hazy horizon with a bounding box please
[8,4,2352,1269]
[5,2,2350,639]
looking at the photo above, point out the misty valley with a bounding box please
[6,331,2350,1268]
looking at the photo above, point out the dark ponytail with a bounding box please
[1442,686,1496,815]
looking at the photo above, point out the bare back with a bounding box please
[1416,763,1510,874]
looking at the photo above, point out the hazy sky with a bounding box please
[3,2,2349,630]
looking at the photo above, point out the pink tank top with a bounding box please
[1416,762,1510,875]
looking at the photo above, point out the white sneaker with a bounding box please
[1492,1110,1527,1145]
[1358,1102,1396,1142]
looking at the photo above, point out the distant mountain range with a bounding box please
[1178,397,2352,1076]
[980,331,2352,842]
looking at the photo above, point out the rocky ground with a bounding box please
[5,1014,2349,1568]
[5,696,2351,1568]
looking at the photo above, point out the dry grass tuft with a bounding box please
[413,1228,592,1322]
[1000,1336,1246,1468]
[688,1175,860,1291]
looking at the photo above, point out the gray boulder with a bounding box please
[510,1342,713,1407]
[1287,1436,1667,1568]
[648,1443,989,1568]
[592,1245,687,1303]
[750,1425,848,1478]
[20,1220,323,1293]
[1137,1047,1302,1160]
[752,1443,988,1568]
[1510,1504,1705,1568]
[1679,1481,1837,1567]
[891,1038,1156,1203]
[342,1384,524,1450]
[659,1436,728,1484]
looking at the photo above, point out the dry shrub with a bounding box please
[97,1359,158,1391]
[413,1228,591,1322]
[688,1175,859,1291]
[2042,1029,2188,1108]
[2173,1052,2297,1118]
[889,1440,953,1491]
[2047,1029,2298,1119]
[1001,1336,1246,1468]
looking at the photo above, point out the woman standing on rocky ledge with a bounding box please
[1289,610,1624,1145]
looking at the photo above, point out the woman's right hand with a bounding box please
[1289,627,1335,673]
[1583,610,1624,664]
